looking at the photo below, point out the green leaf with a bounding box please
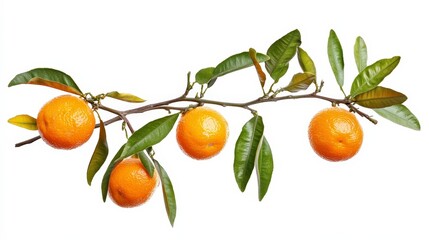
[118,113,180,161]
[101,144,125,201]
[327,29,345,90]
[265,29,301,82]
[153,160,176,227]
[87,115,109,186]
[354,86,407,109]
[350,56,401,98]
[284,72,316,93]
[7,114,38,130]
[297,47,316,75]
[106,91,145,103]
[195,67,215,85]
[374,104,420,130]
[234,115,264,192]
[212,51,270,79]
[354,36,368,72]
[138,150,155,178]
[256,136,273,201]
[8,68,82,95]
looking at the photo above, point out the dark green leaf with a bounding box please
[207,78,217,88]
[374,104,420,130]
[350,56,401,98]
[153,160,176,227]
[265,29,301,82]
[256,136,273,201]
[138,150,155,177]
[212,51,270,79]
[7,114,38,130]
[354,86,407,109]
[87,116,109,186]
[234,115,264,192]
[8,68,82,95]
[195,67,215,84]
[327,29,345,90]
[284,72,316,93]
[118,113,180,161]
[106,91,145,103]
[297,47,316,75]
[102,144,125,201]
[354,36,368,72]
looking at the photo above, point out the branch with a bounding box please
[13,89,376,148]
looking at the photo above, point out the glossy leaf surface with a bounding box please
[328,29,345,89]
[212,51,270,79]
[256,136,273,201]
[87,117,109,186]
[154,160,177,227]
[7,114,38,130]
[265,29,301,82]
[8,68,82,95]
[101,144,125,201]
[118,113,179,161]
[234,115,264,192]
[354,36,368,72]
[106,91,145,103]
[354,86,407,108]
[374,104,420,130]
[284,72,316,93]
[138,150,155,177]
[350,56,400,97]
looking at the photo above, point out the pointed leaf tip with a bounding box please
[354,86,407,109]
[257,136,273,201]
[106,91,145,103]
[8,114,38,130]
[234,115,264,192]
[284,72,316,93]
[265,29,301,82]
[374,104,420,130]
[153,160,176,227]
[350,56,401,98]
[249,48,267,88]
[354,36,368,72]
[327,29,345,91]
[87,115,109,186]
[8,68,82,95]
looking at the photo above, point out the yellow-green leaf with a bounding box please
[284,72,316,93]
[106,91,145,103]
[8,114,38,130]
[354,86,407,108]
[297,47,316,75]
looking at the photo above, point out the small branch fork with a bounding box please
[14,79,377,148]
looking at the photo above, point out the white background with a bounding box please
[1,0,428,239]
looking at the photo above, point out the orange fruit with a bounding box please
[37,94,96,149]
[308,107,363,161]
[108,157,159,208]
[176,106,229,160]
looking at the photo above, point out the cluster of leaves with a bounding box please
[7,29,420,227]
